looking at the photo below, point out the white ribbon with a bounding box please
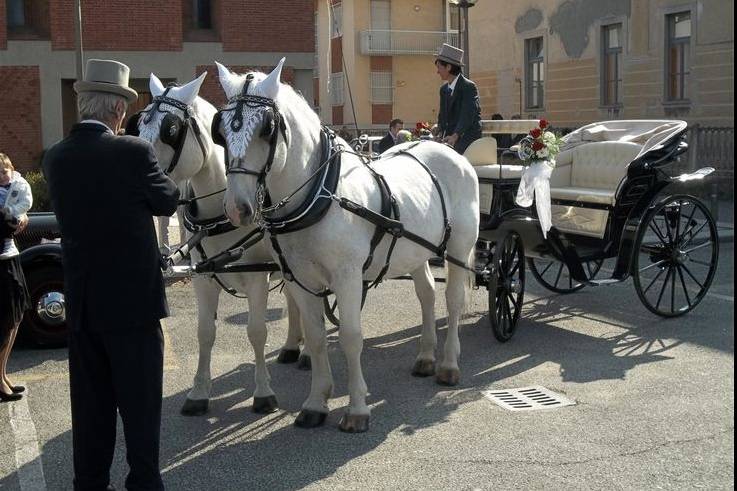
[515,160,554,238]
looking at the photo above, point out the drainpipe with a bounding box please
[74,0,84,82]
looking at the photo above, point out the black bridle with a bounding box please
[211,74,288,183]
[125,86,208,175]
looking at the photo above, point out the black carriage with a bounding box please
[467,119,719,342]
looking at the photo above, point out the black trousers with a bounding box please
[69,320,164,491]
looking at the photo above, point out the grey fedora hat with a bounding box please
[435,43,464,67]
[73,59,138,103]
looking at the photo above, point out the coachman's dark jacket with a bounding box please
[437,74,483,154]
[42,123,180,332]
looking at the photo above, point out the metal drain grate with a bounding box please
[483,386,575,411]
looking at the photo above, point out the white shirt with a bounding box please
[447,75,459,95]
[80,119,114,134]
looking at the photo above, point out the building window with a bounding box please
[330,72,344,106]
[666,11,691,101]
[601,23,623,106]
[6,0,25,28]
[525,37,544,109]
[192,0,213,29]
[370,72,393,104]
[330,2,343,38]
[446,2,460,32]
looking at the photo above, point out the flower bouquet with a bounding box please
[516,119,564,166]
[515,119,565,238]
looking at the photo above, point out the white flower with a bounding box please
[538,147,549,158]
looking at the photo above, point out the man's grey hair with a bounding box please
[77,91,126,122]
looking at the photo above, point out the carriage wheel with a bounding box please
[633,195,718,317]
[527,257,604,294]
[323,288,368,327]
[488,232,525,342]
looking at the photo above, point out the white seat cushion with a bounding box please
[550,186,615,205]
[569,141,641,190]
[474,164,525,180]
[464,137,497,166]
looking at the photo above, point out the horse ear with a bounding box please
[149,73,165,97]
[172,72,207,106]
[261,57,285,100]
[215,61,239,100]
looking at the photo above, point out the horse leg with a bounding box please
[411,262,437,377]
[245,273,278,414]
[277,288,302,364]
[334,272,370,433]
[290,288,333,429]
[437,248,473,387]
[182,276,221,416]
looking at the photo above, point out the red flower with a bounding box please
[532,141,544,151]
[539,119,549,129]
[530,128,542,138]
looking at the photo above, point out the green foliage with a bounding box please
[24,171,52,212]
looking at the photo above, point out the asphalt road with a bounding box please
[1,243,733,490]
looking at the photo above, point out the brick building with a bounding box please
[0,0,315,171]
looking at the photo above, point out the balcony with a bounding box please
[359,30,459,56]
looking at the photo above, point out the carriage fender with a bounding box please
[671,166,715,183]
[20,243,63,268]
[611,192,694,280]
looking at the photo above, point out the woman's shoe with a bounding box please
[0,391,23,402]
[11,385,25,393]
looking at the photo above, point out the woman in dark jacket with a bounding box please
[0,153,31,403]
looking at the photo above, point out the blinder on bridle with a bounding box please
[125,86,207,175]
[210,73,288,180]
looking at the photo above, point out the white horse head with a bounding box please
[133,72,220,184]
[214,58,319,225]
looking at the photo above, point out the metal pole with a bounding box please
[462,6,470,74]
[73,0,84,81]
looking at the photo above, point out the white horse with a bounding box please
[216,59,479,432]
[132,72,308,416]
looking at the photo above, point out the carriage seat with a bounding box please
[550,141,642,205]
[464,137,525,180]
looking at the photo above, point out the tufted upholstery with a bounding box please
[464,137,498,166]
[550,141,641,205]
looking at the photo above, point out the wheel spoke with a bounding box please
[684,241,713,254]
[640,259,668,273]
[655,266,673,311]
[677,204,700,245]
[554,263,564,288]
[674,202,683,244]
[680,220,709,250]
[648,222,669,247]
[689,259,712,267]
[680,263,705,289]
[510,258,521,276]
[539,260,554,277]
[676,265,692,308]
[670,264,677,313]
[642,266,666,294]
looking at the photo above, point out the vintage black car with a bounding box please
[16,212,66,346]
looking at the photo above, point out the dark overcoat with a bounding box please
[437,74,483,154]
[42,123,180,332]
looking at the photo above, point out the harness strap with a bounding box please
[269,234,331,297]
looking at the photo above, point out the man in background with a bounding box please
[378,118,404,153]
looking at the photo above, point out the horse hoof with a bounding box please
[277,349,300,364]
[339,413,370,433]
[294,409,327,428]
[435,367,460,386]
[252,395,278,414]
[297,354,312,371]
[181,398,209,416]
[411,359,436,377]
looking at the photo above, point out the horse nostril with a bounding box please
[238,201,253,219]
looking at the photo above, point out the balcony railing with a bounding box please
[359,30,459,56]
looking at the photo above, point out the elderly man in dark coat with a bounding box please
[435,43,483,154]
[42,59,179,491]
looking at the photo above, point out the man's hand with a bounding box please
[442,133,459,147]
[13,214,29,234]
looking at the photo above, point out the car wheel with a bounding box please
[22,264,68,347]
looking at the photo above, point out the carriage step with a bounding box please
[587,278,624,286]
